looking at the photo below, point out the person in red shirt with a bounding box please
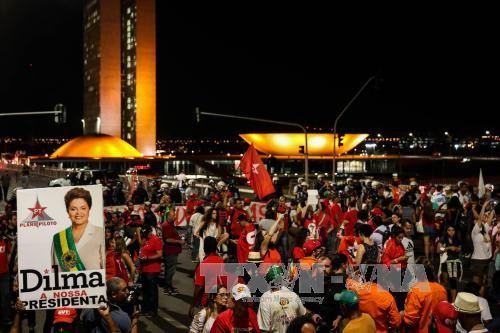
[0,224,13,326]
[210,283,260,333]
[235,214,256,263]
[105,238,117,281]
[342,201,358,236]
[162,214,185,296]
[292,228,308,262]
[381,225,407,269]
[330,194,343,227]
[139,225,163,316]
[190,236,227,318]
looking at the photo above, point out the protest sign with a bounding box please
[306,189,319,208]
[17,185,106,310]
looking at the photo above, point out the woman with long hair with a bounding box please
[355,223,378,265]
[437,225,462,301]
[114,237,136,286]
[195,208,228,261]
[189,285,228,333]
[420,200,437,260]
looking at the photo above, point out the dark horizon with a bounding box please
[1,1,499,139]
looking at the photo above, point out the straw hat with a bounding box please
[247,251,263,263]
[453,292,482,314]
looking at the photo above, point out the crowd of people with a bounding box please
[1,170,500,332]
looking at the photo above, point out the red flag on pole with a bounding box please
[239,144,275,199]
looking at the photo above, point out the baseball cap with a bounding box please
[265,265,285,283]
[334,290,359,306]
[53,307,77,324]
[244,197,252,204]
[371,207,384,216]
[303,239,321,256]
[231,283,251,301]
[433,301,458,333]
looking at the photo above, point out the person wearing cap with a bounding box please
[292,178,305,197]
[347,265,401,333]
[211,283,260,333]
[257,265,307,333]
[335,290,375,333]
[52,307,78,332]
[431,301,458,333]
[453,292,488,333]
[402,257,447,333]
[299,239,322,270]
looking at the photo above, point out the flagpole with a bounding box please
[196,109,309,183]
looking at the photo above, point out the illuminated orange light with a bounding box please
[50,134,142,159]
[239,133,369,157]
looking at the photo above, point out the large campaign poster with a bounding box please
[17,185,107,310]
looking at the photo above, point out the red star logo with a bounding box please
[44,268,49,274]
[28,198,47,219]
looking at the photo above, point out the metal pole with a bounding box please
[0,111,62,117]
[198,110,309,183]
[332,76,376,183]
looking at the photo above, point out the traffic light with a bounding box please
[54,104,66,124]
[338,135,344,147]
[298,145,305,154]
[195,107,200,123]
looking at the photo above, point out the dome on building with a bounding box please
[50,134,143,159]
[239,133,368,158]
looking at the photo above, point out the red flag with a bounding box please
[239,144,275,199]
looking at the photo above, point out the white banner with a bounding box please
[17,185,106,310]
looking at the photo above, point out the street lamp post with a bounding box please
[196,108,310,183]
[332,76,376,183]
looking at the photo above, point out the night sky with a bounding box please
[1,1,499,139]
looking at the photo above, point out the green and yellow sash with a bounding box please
[53,228,86,272]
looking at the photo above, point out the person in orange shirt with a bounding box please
[347,266,401,332]
[402,257,447,333]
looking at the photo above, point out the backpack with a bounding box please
[375,227,391,246]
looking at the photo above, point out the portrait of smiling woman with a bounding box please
[51,187,105,272]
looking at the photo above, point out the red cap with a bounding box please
[53,307,77,324]
[433,301,458,333]
[371,208,384,216]
[303,239,321,256]
[244,197,252,204]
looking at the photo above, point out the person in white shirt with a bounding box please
[257,265,307,333]
[190,206,205,262]
[470,202,493,278]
